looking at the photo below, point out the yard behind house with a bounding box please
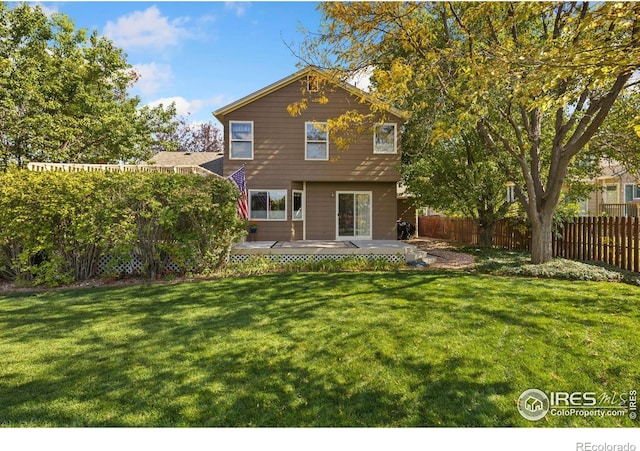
[1,271,638,427]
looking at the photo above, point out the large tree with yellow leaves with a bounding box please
[301,2,640,263]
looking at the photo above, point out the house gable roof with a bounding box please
[213,66,406,121]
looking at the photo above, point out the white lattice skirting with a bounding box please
[96,254,183,275]
[228,253,404,265]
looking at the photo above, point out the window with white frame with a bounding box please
[305,122,328,160]
[374,123,397,154]
[306,75,319,93]
[249,190,287,220]
[625,184,640,202]
[604,184,618,204]
[230,121,253,159]
[293,190,304,220]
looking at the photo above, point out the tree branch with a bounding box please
[564,71,634,157]
[497,105,526,154]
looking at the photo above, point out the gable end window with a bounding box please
[305,122,328,160]
[306,75,319,93]
[230,121,253,160]
[374,123,397,154]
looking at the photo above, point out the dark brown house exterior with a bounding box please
[214,67,405,241]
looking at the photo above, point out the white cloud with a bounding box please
[147,97,194,116]
[225,2,250,17]
[146,95,230,117]
[347,67,373,92]
[104,6,190,51]
[132,62,173,96]
[35,3,58,17]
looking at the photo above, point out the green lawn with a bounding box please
[0,271,638,427]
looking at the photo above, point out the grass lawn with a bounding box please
[0,271,638,427]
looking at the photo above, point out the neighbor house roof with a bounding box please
[213,66,406,121]
[147,151,223,176]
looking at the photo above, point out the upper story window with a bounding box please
[230,121,253,160]
[374,123,397,154]
[305,122,328,160]
[625,184,640,202]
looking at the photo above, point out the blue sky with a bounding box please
[38,1,323,126]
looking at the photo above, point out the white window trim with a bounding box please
[292,190,304,221]
[305,121,329,161]
[306,75,319,93]
[249,189,287,221]
[624,183,640,201]
[578,199,589,216]
[373,123,398,154]
[335,191,373,241]
[229,120,254,160]
[603,183,619,204]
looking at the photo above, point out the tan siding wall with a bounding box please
[305,182,398,240]
[397,199,417,227]
[587,174,638,215]
[220,77,402,186]
[220,73,402,242]
[249,218,301,242]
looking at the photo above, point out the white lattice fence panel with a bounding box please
[97,254,182,275]
[228,254,403,264]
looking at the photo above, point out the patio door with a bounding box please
[336,191,372,240]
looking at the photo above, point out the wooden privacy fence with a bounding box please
[418,215,640,273]
[556,216,640,273]
[418,216,531,250]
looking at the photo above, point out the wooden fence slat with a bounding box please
[417,214,640,273]
[626,217,633,272]
[578,218,589,260]
[596,217,602,262]
[618,218,627,269]
[614,217,620,267]
[635,217,640,273]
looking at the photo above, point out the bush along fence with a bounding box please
[418,215,640,273]
[0,169,246,286]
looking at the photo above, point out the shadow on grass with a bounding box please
[0,272,638,426]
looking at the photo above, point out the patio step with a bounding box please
[404,250,436,265]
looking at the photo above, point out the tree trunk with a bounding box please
[530,211,554,264]
[477,221,497,247]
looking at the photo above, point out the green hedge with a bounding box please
[0,169,245,286]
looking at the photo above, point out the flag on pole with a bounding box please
[228,166,249,220]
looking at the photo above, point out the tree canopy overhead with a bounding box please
[302,2,640,263]
[0,3,176,168]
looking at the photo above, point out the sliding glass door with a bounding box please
[336,192,372,240]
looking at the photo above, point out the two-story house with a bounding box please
[214,67,406,242]
[583,161,640,217]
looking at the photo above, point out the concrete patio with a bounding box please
[230,240,433,264]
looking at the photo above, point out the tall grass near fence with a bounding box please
[419,215,640,273]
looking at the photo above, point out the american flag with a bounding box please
[228,166,249,220]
